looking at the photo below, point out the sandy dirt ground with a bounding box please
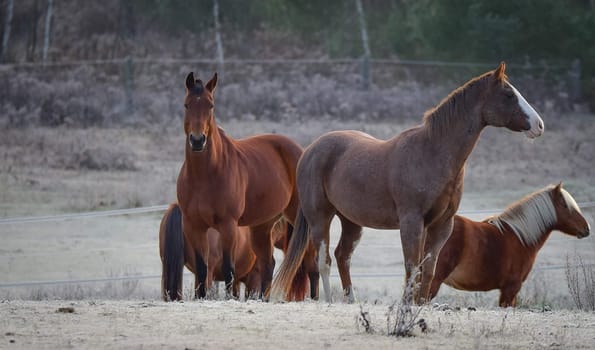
[1,117,594,348]
[2,300,595,349]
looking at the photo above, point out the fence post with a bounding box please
[42,0,54,62]
[213,0,224,88]
[1,0,14,62]
[124,56,135,117]
[569,59,581,104]
[355,0,371,90]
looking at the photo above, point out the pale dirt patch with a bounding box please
[2,300,595,349]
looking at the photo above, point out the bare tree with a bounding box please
[213,0,224,83]
[1,0,14,62]
[354,0,371,89]
[42,0,53,62]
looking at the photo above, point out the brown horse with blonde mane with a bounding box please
[271,62,544,304]
[159,203,293,300]
[430,183,590,307]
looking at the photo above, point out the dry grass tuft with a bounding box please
[565,252,595,311]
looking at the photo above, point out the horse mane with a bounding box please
[487,185,561,246]
[422,71,494,138]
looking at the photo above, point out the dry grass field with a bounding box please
[1,115,594,348]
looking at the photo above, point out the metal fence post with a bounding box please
[569,59,581,104]
[355,0,371,90]
[124,56,135,116]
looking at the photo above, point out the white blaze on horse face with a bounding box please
[507,82,544,139]
[561,188,583,214]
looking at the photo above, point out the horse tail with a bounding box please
[280,222,308,301]
[160,204,185,301]
[271,209,310,301]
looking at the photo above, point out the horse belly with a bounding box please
[239,180,290,226]
[329,189,399,229]
[444,261,497,292]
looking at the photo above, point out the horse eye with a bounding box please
[184,104,188,109]
[505,91,515,99]
[561,200,568,209]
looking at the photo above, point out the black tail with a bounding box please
[161,204,185,301]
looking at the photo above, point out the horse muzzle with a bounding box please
[189,132,207,152]
[523,114,544,139]
[577,227,590,239]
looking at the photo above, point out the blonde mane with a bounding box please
[488,185,561,246]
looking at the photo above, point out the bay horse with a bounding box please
[159,203,294,300]
[271,62,544,304]
[430,183,590,307]
[176,72,308,299]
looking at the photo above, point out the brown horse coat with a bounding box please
[272,62,544,304]
[177,73,303,298]
[430,184,590,307]
[159,203,293,300]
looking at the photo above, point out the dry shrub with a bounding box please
[63,148,137,171]
[386,266,427,337]
[356,264,427,337]
[565,252,595,311]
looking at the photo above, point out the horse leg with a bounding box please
[249,221,276,300]
[305,241,320,300]
[309,218,333,303]
[335,215,362,303]
[428,222,461,302]
[215,221,239,299]
[419,218,454,304]
[182,219,209,299]
[499,282,522,307]
[428,258,454,300]
[398,211,425,304]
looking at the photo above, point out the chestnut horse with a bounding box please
[177,72,307,299]
[159,203,292,300]
[430,183,590,307]
[271,62,544,304]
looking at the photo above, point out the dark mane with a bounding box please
[422,70,494,137]
[189,83,204,96]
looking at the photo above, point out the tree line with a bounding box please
[2,0,594,106]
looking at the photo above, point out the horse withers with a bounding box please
[430,183,590,307]
[176,72,314,300]
[271,62,544,304]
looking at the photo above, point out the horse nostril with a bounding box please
[538,120,543,130]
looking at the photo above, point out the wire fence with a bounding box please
[1,201,593,289]
[0,56,581,130]
[5,263,595,289]
[2,202,594,226]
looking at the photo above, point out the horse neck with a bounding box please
[497,216,555,253]
[422,88,486,171]
[513,226,554,254]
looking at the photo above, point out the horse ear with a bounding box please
[205,72,218,93]
[186,72,196,91]
[494,62,506,81]
[555,181,563,192]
